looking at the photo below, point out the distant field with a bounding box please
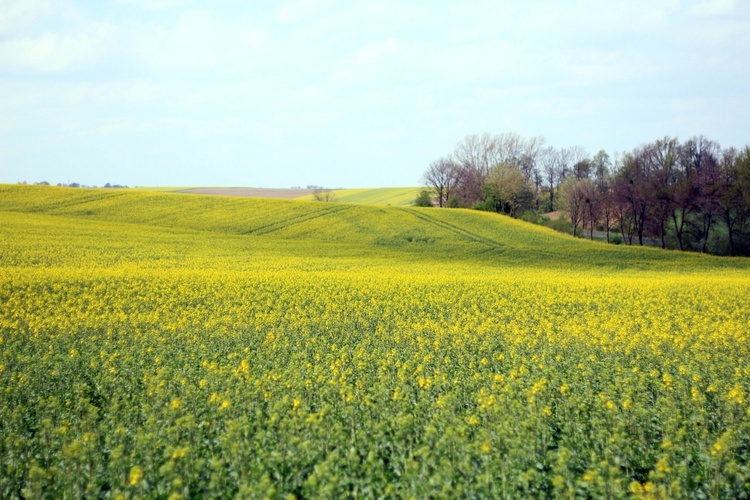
[296,187,421,206]
[2,184,749,498]
[165,186,421,205]
[177,187,316,199]
[130,186,194,192]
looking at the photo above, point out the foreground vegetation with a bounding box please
[1,185,749,497]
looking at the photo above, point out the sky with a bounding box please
[1,0,748,188]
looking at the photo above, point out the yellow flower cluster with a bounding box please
[1,185,749,497]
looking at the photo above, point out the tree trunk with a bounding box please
[700,213,713,253]
[549,185,555,212]
[671,212,684,251]
[717,205,739,257]
[660,221,666,249]
[604,210,611,243]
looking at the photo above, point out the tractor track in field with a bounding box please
[401,209,506,253]
[244,204,351,236]
[25,190,133,213]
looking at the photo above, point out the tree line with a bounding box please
[420,133,750,256]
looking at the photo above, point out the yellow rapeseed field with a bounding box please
[1,184,749,497]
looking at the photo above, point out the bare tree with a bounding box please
[668,137,713,250]
[684,136,721,253]
[422,157,460,207]
[612,177,634,244]
[439,132,549,209]
[452,133,501,176]
[694,165,720,253]
[599,184,615,243]
[448,133,534,208]
[591,150,612,184]
[559,178,587,237]
[520,136,546,209]
[452,162,485,207]
[580,179,601,240]
[423,132,750,253]
[452,133,544,173]
[671,170,697,251]
[591,151,614,243]
[615,152,650,245]
[556,147,573,190]
[643,137,679,248]
[540,146,559,211]
[312,187,336,202]
[569,146,591,180]
[519,136,546,181]
[715,148,745,255]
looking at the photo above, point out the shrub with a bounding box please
[472,195,499,213]
[519,211,548,225]
[447,195,461,208]
[542,216,574,235]
[414,190,433,207]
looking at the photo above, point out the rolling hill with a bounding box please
[134,186,422,206]
[1,184,742,275]
[296,187,422,206]
[2,184,749,497]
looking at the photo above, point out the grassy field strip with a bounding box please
[131,187,198,192]
[246,205,352,236]
[4,188,132,214]
[297,187,421,206]
[402,208,506,253]
[1,184,747,273]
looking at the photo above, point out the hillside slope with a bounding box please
[1,184,745,274]
[296,187,421,206]
[3,184,750,497]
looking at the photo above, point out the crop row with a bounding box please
[2,265,749,497]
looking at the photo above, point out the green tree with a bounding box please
[484,163,535,217]
[413,190,433,207]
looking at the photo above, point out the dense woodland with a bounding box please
[421,133,750,256]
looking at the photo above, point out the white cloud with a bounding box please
[1,1,748,187]
[0,32,104,72]
[77,81,166,104]
[277,0,335,22]
[0,81,166,116]
[670,98,704,112]
[0,0,57,36]
[0,116,16,134]
[689,0,736,17]
[133,10,267,75]
[558,50,659,88]
[116,0,180,9]
[0,0,118,74]
[338,38,405,79]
